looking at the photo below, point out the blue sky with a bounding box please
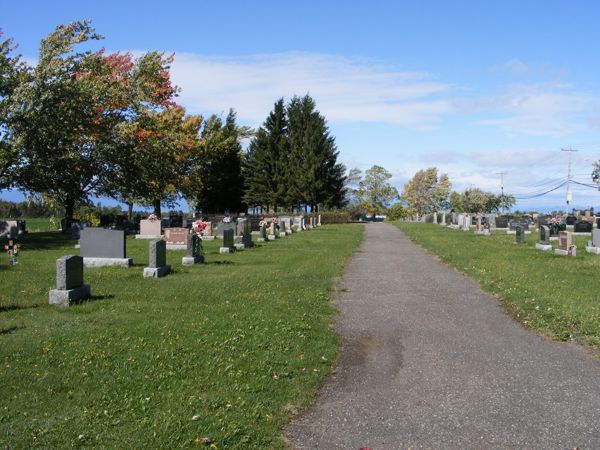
[3,1,600,211]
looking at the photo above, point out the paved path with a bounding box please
[285,222,600,449]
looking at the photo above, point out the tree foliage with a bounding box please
[451,188,515,213]
[355,165,399,215]
[244,95,346,212]
[401,167,451,216]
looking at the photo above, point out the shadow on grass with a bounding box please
[206,260,234,265]
[0,304,39,313]
[1,325,24,335]
[69,294,115,307]
[5,232,76,251]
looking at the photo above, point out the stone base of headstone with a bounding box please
[166,244,187,250]
[182,255,204,265]
[495,227,508,231]
[83,257,132,267]
[143,265,171,278]
[572,232,592,236]
[49,284,91,307]
[74,244,80,249]
[279,232,286,238]
[549,236,559,241]
[219,247,234,254]
[474,230,489,235]
[447,224,459,229]
[257,238,266,242]
[234,243,245,250]
[286,230,293,235]
[135,234,163,239]
[268,235,276,241]
[554,248,575,256]
[200,235,215,241]
[507,230,531,235]
[585,246,600,255]
[535,243,553,252]
[307,225,313,230]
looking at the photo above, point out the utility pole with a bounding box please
[496,171,506,195]
[562,147,578,212]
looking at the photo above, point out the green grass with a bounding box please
[0,224,363,449]
[394,222,600,354]
[20,218,60,233]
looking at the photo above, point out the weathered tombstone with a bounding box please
[164,227,189,250]
[515,225,525,244]
[278,219,287,238]
[136,218,162,239]
[317,214,322,226]
[462,215,470,231]
[257,223,268,242]
[182,234,204,265]
[220,229,235,254]
[441,212,446,226]
[80,228,132,267]
[242,220,254,248]
[574,220,593,233]
[535,225,552,251]
[495,216,509,229]
[49,255,91,306]
[433,212,438,224]
[586,229,600,255]
[144,239,171,277]
[268,221,277,241]
[236,219,246,237]
[555,231,575,256]
[217,219,236,239]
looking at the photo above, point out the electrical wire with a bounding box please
[512,181,568,199]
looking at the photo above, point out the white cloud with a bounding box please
[169,52,453,128]
[473,83,593,136]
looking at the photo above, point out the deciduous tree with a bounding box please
[356,165,399,215]
[402,167,451,216]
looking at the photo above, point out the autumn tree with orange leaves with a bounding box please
[7,20,179,223]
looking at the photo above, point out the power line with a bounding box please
[512,181,568,199]
[562,148,578,208]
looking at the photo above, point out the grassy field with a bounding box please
[0,224,363,448]
[19,218,59,233]
[394,222,600,354]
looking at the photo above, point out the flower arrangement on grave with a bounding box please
[147,213,159,221]
[4,240,19,265]
[222,216,232,223]
[192,220,207,237]
[270,217,277,223]
[258,219,266,227]
[547,217,566,234]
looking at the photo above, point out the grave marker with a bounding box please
[182,233,204,265]
[143,239,171,277]
[49,255,91,306]
[80,228,132,267]
[220,229,235,253]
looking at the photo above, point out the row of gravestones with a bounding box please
[48,215,322,307]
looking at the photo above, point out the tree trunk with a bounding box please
[127,202,133,222]
[64,197,75,222]
[153,199,161,217]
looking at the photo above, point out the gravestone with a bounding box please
[80,228,132,267]
[317,214,322,226]
[49,255,91,307]
[574,221,593,233]
[495,216,509,228]
[144,239,171,277]
[462,215,470,231]
[136,219,162,239]
[257,223,268,242]
[268,222,277,241]
[484,214,496,229]
[241,220,254,248]
[565,215,577,225]
[201,221,214,240]
[515,225,525,244]
[433,212,438,224]
[278,219,287,238]
[182,234,204,265]
[236,219,246,237]
[508,220,529,235]
[535,225,552,251]
[586,229,600,255]
[441,212,446,226]
[555,231,575,256]
[249,218,262,231]
[164,227,189,250]
[217,220,236,239]
[220,229,235,254]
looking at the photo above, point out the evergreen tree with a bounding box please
[243,98,289,211]
[286,95,345,211]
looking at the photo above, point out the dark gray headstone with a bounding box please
[509,220,529,232]
[56,255,84,290]
[223,229,234,248]
[217,221,236,238]
[259,224,267,239]
[539,225,550,245]
[80,228,126,258]
[187,234,201,257]
[566,215,577,225]
[149,239,166,268]
[574,220,593,233]
[515,225,525,244]
[495,216,509,228]
[242,220,253,247]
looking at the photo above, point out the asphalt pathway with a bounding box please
[284,222,600,449]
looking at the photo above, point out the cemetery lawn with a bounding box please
[0,224,363,449]
[395,222,600,354]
